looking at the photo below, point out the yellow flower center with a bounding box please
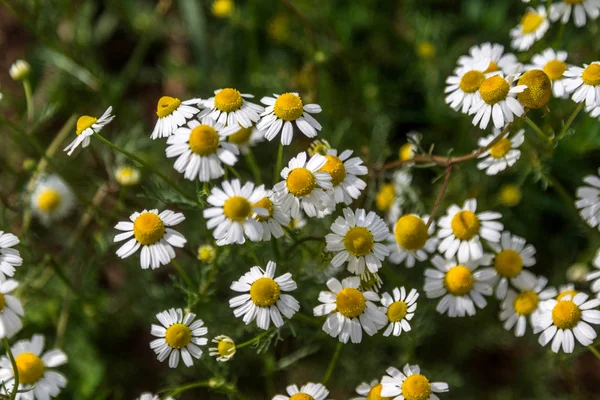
[552,300,582,330]
[399,143,416,161]
[197,246,216,263]
[394,215,428,251]
[156,96,181,118]
[344,226,375,257]
[15,353,45,386]
[450,210,480,241]
[401,374,432,400]
[367,383,394,400]
[212,0,234,18]
[517,69,552,109]
[513,290,539,316]
[76,115,97,135]
[416,41,436,60]
[520,12,544,34]
[289,394,314,400]
[217,340,236,357]
[228,126,254,144]
[336,288,366,318]
[543,60,567,81]
[223,196,252,222]
[253,197,274,222]
[494,249,523,278]
[444,265,474,296]
[319,155,346,186]
[188,124,220,156]
[286,168,316,197]
[499,184,522,207]
[582,64,600,86]
[459,70,486,93]
[480,75,510,105]
[214,88,243,112]
[273,93,304,121]
[489,138,512,159]
[557,289,578,301]
[387,301,408,322]
[484,61,499,73]
[133,212,165,245]
[37,189,62,212]
[250,277,281,307]
[0,293,5,312]
[165,323,192,349]
[376,184,395,212]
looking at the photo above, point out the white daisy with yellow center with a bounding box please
[114,209,187,269]
[30,174,75,226]
[203,179,268,245]
[352,380,392,400]
[587,249,600,296]
[287,213,308,232]
[258,92,322,145]
[499,275,557,337]
[230,261,299,330]
[252,190,290,241]
[151,95,203,139]
[477,129,524,175]
[136,393,174,400]
[556,284,579,302]
[534,292,600,353]
[0,231,22,281]
[114,165,141,186]
[197,244,217,263]
[458,42,519,76]
[64,106,114,155]
[272,382,329,400]
[550,0,600,27]
[437,198,503,263]
[150,308,207,368]
[564,62,600,107]
[445,57,492,114]
[425,255,494,317]
[308,138,332,156]
[379,287,419,337]
[381,364,449,400]
[0,334,68,399]
[469,73,527,130]
[200,88,264,128]
[313,277,387,343]
[274,152,332,218]
[387,214,438,268]
[326,208,390,275]
[0,280,23,339]
[510,6,550,52]
[529,48,570,98]
[574,167,600,229]
[225,123,265,154]
[165,119,239,182]
[209,335,236,362]
[319,149,368,205]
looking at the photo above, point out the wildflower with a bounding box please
[226,123,264,154]
[381,364,449,400]
[469,73,527,130]
[252,190,290,241]
[308,139,331,156]
[587,104,600,119]
[575,167,600,228]
[445,58,490,114]
[587,249,600,295]
[550,0,600,27]
[476,129,524,175]
[200,88,263,128]
[287,213,307,231]
[8,59,30,81]
[458,42,519,75]
[0,280,23,338]
[398,143,416,161]
[0,231,22,281]
[151,96,203,139]
[136,393,174,400]
[211,0,234,18]
[351,380,386,400]
[510,6,550,52]
[564,62,600,107]
[567,263,589,284]
[30,174,75,225]
[114,166,141,186]
[517,69,552,109]
[529,48,570,98]
[498,184,522,207]
[379,287,419,337]
[197,244,217,263]
[209,335,236,362]
[272,383,329,400]
[319,148,367,205]
[388,214,438,268]
[64,106,114,156]
[416,41,436,59]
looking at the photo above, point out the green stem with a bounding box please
[274,143,284,185]
[22,79,34,123]
[2,338,18,400]
[589,345,600,361]
[556,102,585,142]
[248,246,261,266]
[245,149,262,184]
[47,257,81,299]
[227,165,242,180]
[322,341,343,384]
[237,329,273,349]
[525,117,550,142]
[171,259,195,292]
[165,381,211,397]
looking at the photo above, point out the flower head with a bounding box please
[197,244,217,263]
[212,0,234,18]
[9,59,30,81]
[380,287,419,337]
[200,88,263,128]
[351,380,386,400]
[272,382,329,400]
[0,280,23,339]
[510,7,550,51]
[152,96,203,139]
[0,231,22,281]
[550,0,600,27]
[388,214,438,268]
[528,49,570,98]
[30,174,76,225]
[381,364,449,400]
[252,190,290,241]
[209,335,236,362]
[115,166,141,186]
[64,106,114,155]
[477,129,524,175]
[575,167,600,229]
[469,73,527,130]
[564,62,600,107]
[319,149,367,205]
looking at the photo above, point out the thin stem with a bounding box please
[237,329,273,349]
[588,345,600,361]
[274,143,284,185]
[245,149,262,184]
[525,117,550,142]
[248,246,261,266]
[556,102,585,142]
[2,338,18,400]
[165,381,211,397]
[427,165,453,228]
[22,79,34,123]
[171,259,195,292]
[227,165,242,180]
[322,341,343,384]
[47,257,81,299]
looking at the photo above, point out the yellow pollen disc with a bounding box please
[223,196,252,222]
[319,155,346,186]
[367,383,394,400]
[376,184,396,212]
[401,374,432,400]
[399,143,416,161]
[212,0,234,18]
[273,93,304,121]
[133,213,165,245]
[582,64,600,86]
[189,124,220,156]
[228,126,253,144]
[484,61,499,73]
[480,75,510,105]
[459,70,486,93]
[289,394,314,400]
[253,197,274,222]
[513,290,539,316]
[521,12,544,34]
[217,340,236,357]
[552,300,582,330]
[250,277,281,307]
[16,353,45,385]
[37,189,62,212]
[387,301,408,322]
[214,88,243,112]
[76,115,97,135]
[517,69,552,109]
[557,289,578,301]
[451,210,480,241]
[0,294,5,312]
[394,215,429,251]
[489,138,512,159]
[286,168,316,197]
[494,249,523,278]
[499,184,522,207]
[444,266,474,296]
[156,96,181,118]
[344,226,375,257]
[165,323,192,349]
[336,287,366,318]
[544,60,567,81]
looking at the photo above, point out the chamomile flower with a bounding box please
[308,138,331,156]
[0,334,68,400]
[445,58,490,114]
[151,96,203,139]
[0,280,23,338]
[564,62,600,107]
[64,106,114,156]
[209,335,236,362]
[274,152,332,218]
[534,292,600,353]
[425,255,494,317]
[229,261,299,330]
[272,383,329,400]
[388,214,438,268]
[203,179,267,245]
[114,165,141,186]
[258,92,322,145]
[575,167,600,228]
[197,244,217,263]
[0,232,22,281]
[325,208,390,275]
[381,364,449,400]
[379,287,419,337]
[287,213,307,231]
[313,276,387,343]
[136,393,174,400]
[30,174,75,226]
[114,209,187,269]
[165,119,239,182]
[587,249,600,296]
[510,6,550,52]
[351,380,385,400]
[8,59,30,81]
[529,49,570,98]
[437,198,503,263]
[556,284,579,301]
[200,88,264,128]
[459,42,519,75]
[319,149,368,205]
[252,191,290,241]
[499,275,557,337]
[588,104,600,119]
[375,182,404,225]
[225,123,264,154]
[469,73,527,130]
[550,0,600,27]
[476,129,524,175]
[150,308,207,368]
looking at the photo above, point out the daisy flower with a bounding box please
[200,88,264,127]
[529,49,570,98]
[445,58,490,114]
[258,92,322,145]
[197,244,217,263]
[308,138,332,156]
[209,335,236,362]
[587,248,600,296]
[477,129,524,175]
[425,255,494,317]
[136,394,173,400]
[64,106,114,156]
[534,292,600,353]
[313,276,387,343]
[287,213,307,231]
[203,179,267,245]
[229,261,299,330]
[499,275,557,337]
[564,62,600,107]
[437,198,503,263]
[388,214,438,268]
[272,383,329,400]
[556,283,579,301]
[225,123,264,154]
[319,149,368,205]
[510,6,550,52]
[0,280,23,338]
[114,165,141,186]
[550,0,600,27]
[8,59,30,81]
[469,73,527,130]
[151,96,203,139]
[575,167,600,229]
[458,42,519,75]
[0,334,67,400]
[325,208,390,275]
[150,308,207,368]
[30,174,75,226]
[114,209,186,269]
[0,231,22,281]
[351,380,386,400]
[381,364,449,400]
[165,119,239,182]
[252,190,290,241]
[375,183,403,225]
[379,287,419,337]
[588,104,600,119]
[274,152,332,218]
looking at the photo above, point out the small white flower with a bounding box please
[381,364,449,400]
[209,335,236,362]
[64,106,115,155]
[287,213,307,231]
[0,231,22,281]
[272,382,329,400]
[30,174,76,226]
[528,48,570,98]
[575,167,600,229]
[0,280,23,338]
[469,73,527,130]
[387,214,438,268]
[224,123,265,154]
[152,96,203,139]
[379,287,418,337]
[445,57,490,114]
[564,62,600,107]
[136,393,174,400]
[458,42,519,75]
[587,248,600,296]
[8,59,30,81]
[200,88,264,127]
[252,190,290,241]
[587,104,600,119]
[319,149,367,205]
[114,165,141,186]
[351,380,384,400]
[550,0,600,27]
[510,6,550,52]
[477,129,524,175]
